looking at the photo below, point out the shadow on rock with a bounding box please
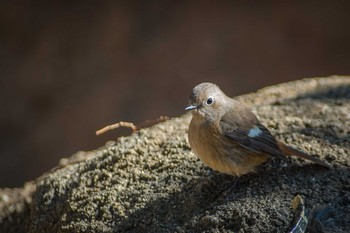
[116,158,346,232]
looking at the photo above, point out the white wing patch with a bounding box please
[248,126,262,138]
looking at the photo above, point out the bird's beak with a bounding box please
[185,105,197,111]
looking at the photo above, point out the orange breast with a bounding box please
[188,116,269,176]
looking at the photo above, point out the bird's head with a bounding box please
[185,82,227,121]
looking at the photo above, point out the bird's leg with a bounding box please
[214,176,239,201]
[224,176,239,197]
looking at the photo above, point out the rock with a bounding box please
[1,76,349,233]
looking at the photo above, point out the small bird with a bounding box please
[186,82,330,177]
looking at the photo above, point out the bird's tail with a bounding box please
[277,141,331,168]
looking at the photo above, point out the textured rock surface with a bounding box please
[1,76,349,233]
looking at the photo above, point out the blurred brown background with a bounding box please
[1,1,349,187]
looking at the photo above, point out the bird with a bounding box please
[185,82,330,177]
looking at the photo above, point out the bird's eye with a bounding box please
[206,97,214,105]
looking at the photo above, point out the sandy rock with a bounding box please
[1,76,349,233]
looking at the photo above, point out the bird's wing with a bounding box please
[220,106,287,161]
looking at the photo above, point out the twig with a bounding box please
[136,116,169,129]
[96,121,137,136]
[95,116,169,136]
